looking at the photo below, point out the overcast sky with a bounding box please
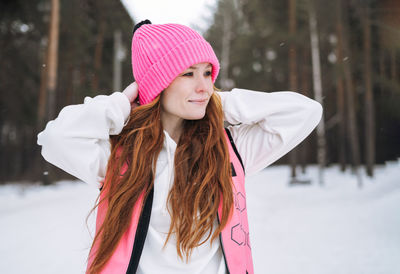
[121,0,218,33]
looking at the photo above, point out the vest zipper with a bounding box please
[217,212,231,274]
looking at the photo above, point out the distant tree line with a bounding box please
[205,0,400,184]
[1,0,399,184]
[0,0,133,183]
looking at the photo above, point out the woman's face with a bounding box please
[160,62,214,124]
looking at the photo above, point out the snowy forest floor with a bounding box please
[1,162,399,274]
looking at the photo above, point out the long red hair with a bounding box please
[87,91,233,273]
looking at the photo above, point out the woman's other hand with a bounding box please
[123,82,140,108]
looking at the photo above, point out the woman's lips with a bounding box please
[188,99,208,104]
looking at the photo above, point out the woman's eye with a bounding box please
[205,71,212,76]
[183,72,193,76]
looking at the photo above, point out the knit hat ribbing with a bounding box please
[131,22,220,105]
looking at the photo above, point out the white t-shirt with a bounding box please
[137,131,227,274]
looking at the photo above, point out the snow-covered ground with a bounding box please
[1,163,399,274]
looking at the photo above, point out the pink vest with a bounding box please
[87,129,254,274]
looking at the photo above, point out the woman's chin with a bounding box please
[184,111,206,120]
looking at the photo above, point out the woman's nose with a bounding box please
[195,76,210,93]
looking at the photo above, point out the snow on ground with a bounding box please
[1,163,399,274]
[247,163,400,274]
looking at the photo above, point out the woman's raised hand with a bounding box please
[122,82,140,108]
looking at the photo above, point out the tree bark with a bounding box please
[335,2,347,172]
[308,0,326,185]
[288,0,300,183]
[37,42,48,131]
[300,46,311,173]
[39,0,60,185]
[337,0,362,187]
[361,4,375,177]
[46,0,60,121]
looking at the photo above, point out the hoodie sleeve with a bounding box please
[37,92,131,188]
[218,88,323,176]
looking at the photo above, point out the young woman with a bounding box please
[38,20,322,274]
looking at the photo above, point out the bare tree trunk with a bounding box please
[46,0,60,120]
[300,46,311,173]
[337,0,362,187]
[38,0,60,185]
[361,5,375,177]
[308,0,326,185]
[336,68,347,172]
[38,44,48,131]
[335,3,347,172]
[35,41,49,183]
[289,0,297,93]
[288,0,301,184]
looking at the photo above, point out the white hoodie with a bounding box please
[37,88,323,274]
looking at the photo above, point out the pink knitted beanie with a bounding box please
[131,20,220,105]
